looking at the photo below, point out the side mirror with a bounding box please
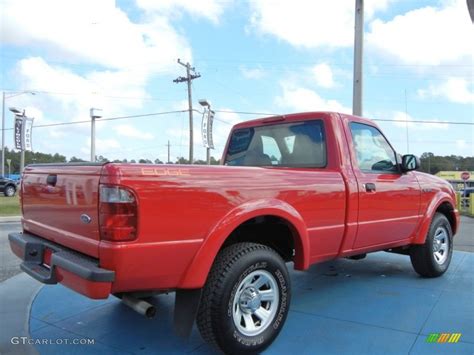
[401,154,420,172]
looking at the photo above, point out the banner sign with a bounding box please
[23,117,34,151]
[436,171,474,182]
[207,110,214,149]
[13,115,34,151]
[201,109,214,149]
[14,116,23,150]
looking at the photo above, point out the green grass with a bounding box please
[0,195,21,216]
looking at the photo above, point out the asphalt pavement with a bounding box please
[0,222,22,282]
[456,215,474,252]
[0,216,472,283]
[0,216,472,355]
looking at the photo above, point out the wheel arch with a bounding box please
[412,193,458,244]
[178,199,309,289]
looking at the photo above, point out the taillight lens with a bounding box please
[99,185,138,241]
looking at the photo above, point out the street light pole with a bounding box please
[1,91,35,176]
[20,145,25,174]
[352,0,364,116]
[91,116,96,162]
[90,108,102,162]
[1,92,5,176]
[199,99,214,165]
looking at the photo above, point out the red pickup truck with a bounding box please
[9,112,460,354]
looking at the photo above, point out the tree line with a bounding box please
[1,147,473,175]
[1,147,220,174]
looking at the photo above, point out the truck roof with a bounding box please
[231,111,375,130]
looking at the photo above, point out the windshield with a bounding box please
[225,120,326,168]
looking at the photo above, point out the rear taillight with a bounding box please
[99,185,138,241]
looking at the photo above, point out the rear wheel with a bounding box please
[410,213,453,277]
[4,185,16,197]
[197,242,291,354]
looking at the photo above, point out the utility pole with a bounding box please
[1,92,5,177]
[404,89,409,153]
[173,59,201,164]
[167,140,171,163]
[352,0,364,116]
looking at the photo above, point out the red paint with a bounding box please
[13,112,459,299]
[55,267,112,299]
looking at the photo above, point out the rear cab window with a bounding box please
[225,120,326,168]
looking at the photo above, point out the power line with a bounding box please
[2,110,188,130]
[0,88,178,102]
[373,118,473,125]
[1,86,470,105]
[2,108,472,132]
[213,110,474,126]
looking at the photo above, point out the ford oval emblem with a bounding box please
[80,214,92,224]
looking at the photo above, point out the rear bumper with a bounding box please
[8,232,115,299]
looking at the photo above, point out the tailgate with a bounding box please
[21,163,106,258]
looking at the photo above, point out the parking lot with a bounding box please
[0,216,473,354]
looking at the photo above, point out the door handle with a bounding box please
[46,174,57,187]
[365,183,376,192]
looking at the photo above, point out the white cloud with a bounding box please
[392,111,449,130]
[15,57,148,119]
[275,82,350,113]
[0,0,191,73]
[367,0,473,65]
[114,124,154,140]
[311,63,335,88]
[11,57,159,159]
[418,77,474,104]
[455,139,474,155]
[456,139,468,149]
[249,0,391,48]
[171,100,190,111]
[81,137,121,156]
[164,109,242,149]
[136,0,231,24]
[97,138,121,151]
[240,65,265,80]
[212,109,243,147]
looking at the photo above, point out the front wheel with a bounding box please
[410,213,453,277]
[197,242,291,354]
[4,185,16,197]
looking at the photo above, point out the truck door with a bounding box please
[347,121,421,249]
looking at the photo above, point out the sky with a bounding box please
[0,0,473,163]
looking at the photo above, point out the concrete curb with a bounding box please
[0,216,21,223]
[0,273,42,355]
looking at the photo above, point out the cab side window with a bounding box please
[350,122,398,173]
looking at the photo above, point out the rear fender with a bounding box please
[178,199,309,289]
[412,192,457,244]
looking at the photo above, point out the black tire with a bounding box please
[197,242,291,354]
[410,213,453,278]
[4,185,16,197]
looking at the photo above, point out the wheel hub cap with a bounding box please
[433,226,449,265]
[239,287,262,313]
[232,270,280,337]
